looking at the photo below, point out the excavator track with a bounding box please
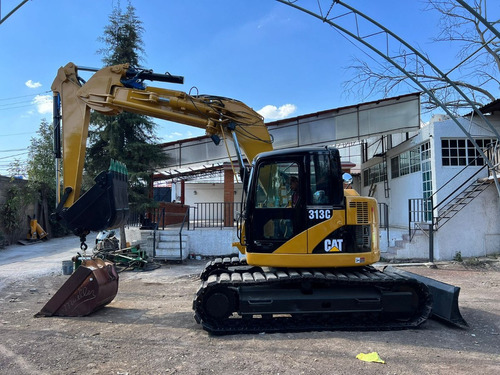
[193,258,433,335]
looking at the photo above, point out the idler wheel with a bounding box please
[203,288,236,320]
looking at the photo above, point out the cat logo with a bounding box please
[324,238,343,252]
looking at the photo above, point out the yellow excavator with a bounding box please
[37,62,466,333]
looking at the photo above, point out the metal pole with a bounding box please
[0,0,30,26]
[429,196,434,263]
[408,199,411,239]
[429,222,434,263]
[153,228,156,259]
[53,93,62,207]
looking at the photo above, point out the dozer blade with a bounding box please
[61,165,129,236]
[387,267,468,327]
[35,259,118,317]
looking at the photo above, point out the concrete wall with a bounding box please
[434,185,500,259]
[185,228,241,257]
[183,182,243,207]
[125,226,240,259]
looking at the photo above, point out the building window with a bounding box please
[421,143,433,221]
[441,138,494,166]
[363,162,387,187]
[390,144,426,179]
[421,141,431,161]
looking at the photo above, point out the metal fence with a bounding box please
[191,202,242,229]
[378,202,389,229]
[378,202,389,248]
[408,197,433,240]
[130,201,394,231]
[128,202,243,230]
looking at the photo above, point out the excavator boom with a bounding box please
[41,62,272,318]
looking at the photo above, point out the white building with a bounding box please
[362,110,500,260]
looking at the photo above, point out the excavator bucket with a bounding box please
[388,267,468,327]
[60,162,129,236]
[36,259,118,317]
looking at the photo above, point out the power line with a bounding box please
[0,148,28,152]
[0,98,36,106]
[0,160,28,165]
[0,91,50,101]
[0,91,52,111]
[0,102,41,111]
[0,151,29,160]
[0,131,34,137]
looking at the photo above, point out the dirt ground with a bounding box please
[0,257,499,375]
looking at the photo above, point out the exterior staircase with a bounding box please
[409,160,493,240]
[154,231,189,261]
[435,178,491,229]
[380,229,431,260]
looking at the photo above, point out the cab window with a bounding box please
[254,161,299,208]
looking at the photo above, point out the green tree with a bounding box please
[0,183,33,243]
[27,119,55,188]
[87,2,168,245]
[97,2,145,67]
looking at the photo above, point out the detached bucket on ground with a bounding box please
[36,259,119,317]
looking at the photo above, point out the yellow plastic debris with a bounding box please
[356,352,386,364]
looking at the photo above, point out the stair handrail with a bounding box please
[429,143,494,211]
[434,164,488,212]
[178,207,191,261]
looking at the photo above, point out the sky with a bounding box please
[0,0,498,176]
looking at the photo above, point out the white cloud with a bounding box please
[25,80,42,89]
[257,104,297,121]
[32,94,52,114]
[167,132,183,139]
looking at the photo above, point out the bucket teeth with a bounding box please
[109,159,128,177]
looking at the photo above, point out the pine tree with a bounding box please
[87,2,168,214]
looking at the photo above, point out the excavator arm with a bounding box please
[52,62,273,235]
[38,62,274,318]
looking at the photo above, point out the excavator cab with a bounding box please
[243,147,354,267]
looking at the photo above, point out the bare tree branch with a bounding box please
[343,0,499,112]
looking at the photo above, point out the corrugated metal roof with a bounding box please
[478,99,500,114]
